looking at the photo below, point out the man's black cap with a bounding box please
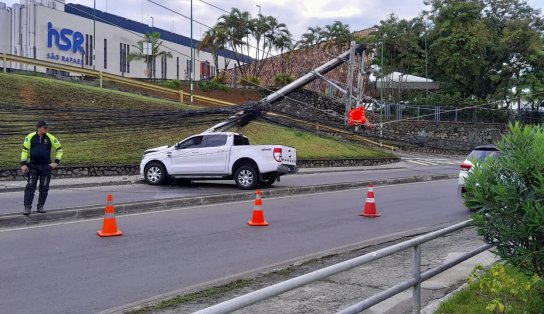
[37,120,48,128]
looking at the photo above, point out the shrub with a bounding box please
[464,122,544,279]
[240,76,260,87]
[213,74,227,85]
[274,73,294,87]
[467,263,542,313]
[158,80,182,90]
[198,80,227,91]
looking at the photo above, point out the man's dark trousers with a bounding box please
[24,164,52,209]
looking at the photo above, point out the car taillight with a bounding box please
[460,163,472,171]
[273,148,282,162]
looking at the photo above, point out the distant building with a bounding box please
[0,0,250,80]
[353,26,378,38]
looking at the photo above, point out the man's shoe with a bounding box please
[23,207,31,215]
[37,207,46,214]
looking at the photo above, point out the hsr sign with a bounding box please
[47,22,85,54]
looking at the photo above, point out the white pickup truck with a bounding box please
[140,132,298,189]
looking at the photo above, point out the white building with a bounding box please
[0,0,249,80]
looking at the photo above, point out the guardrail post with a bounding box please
[180,89,184,103]
[99,71,103,88]
[2,53,6,73]
[412,245,421,314]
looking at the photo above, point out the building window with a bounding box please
[126,45,130,73]
[85,34,89,65]
[176,57,179,80]
[103,39,107,69]
[161,54,167,79]
[120,43,124,73]
[89,35,93,66]
[120,43,129,74]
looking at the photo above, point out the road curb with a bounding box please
[0,178,143,193]
[0,174,458,228]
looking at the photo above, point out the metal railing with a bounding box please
[1,53,235,107]
[194,220,492,314]
[373,103,540,124]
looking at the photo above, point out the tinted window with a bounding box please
[233,135,250,146]
[178,136,203,149]
[204,135,227,147]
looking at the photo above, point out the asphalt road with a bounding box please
[0,179,467,314]
[0,165,458,215]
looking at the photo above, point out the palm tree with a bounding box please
[324,21,353,49]
[252,13,268,72]
[298,26,325,48]
[128,32,172,79]
[198,25,229,76]
[273,31,293,74]
[217,8,252,78]
[256,16,290,76]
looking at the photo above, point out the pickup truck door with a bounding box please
[200,134,229,174]
[170,135,204,174]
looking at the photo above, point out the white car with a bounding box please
[458,145,499,195]
[140,132,298,190]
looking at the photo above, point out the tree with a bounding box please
[464,122,544,279]
[198,26,230,76]
[217,8,252,78]
[323,21,353,49]
[257,16,290,76]
[298,26,325,48]
[427,0,544,103]
[274,32,293,74]
[128,32,172,79]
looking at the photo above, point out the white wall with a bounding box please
[0,0,235,80]
[0,9,10,54]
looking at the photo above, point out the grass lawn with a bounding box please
[0,73,395,169]
[436,264,544,314]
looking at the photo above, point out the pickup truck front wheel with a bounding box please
[144,162,167,185]
[235,165,258,190]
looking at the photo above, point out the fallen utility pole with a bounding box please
[204,43,367,133]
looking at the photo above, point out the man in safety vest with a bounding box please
[20,120,63,215]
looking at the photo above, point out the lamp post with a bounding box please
[380,37,384,147]
[190,0,194,103]
[256,4,261,16]
[425,24,429,104]
[150,16,154,80]
[93,0,96,70]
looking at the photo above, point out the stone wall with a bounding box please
[263,88,507,153]
[0,158,400,181]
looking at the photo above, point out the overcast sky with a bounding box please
[3,0,544,42]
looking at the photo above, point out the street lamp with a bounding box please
[190,0,194,103]
[380,36,384,147]
[93,0,96,70]
[256,4,261,16]
[150,16,154,80]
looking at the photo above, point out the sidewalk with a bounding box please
[106,227,495,314]
[0,163,408,193]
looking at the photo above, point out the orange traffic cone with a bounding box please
[248,189,269,226]
[97,194,123,237]
[359,184,381,217]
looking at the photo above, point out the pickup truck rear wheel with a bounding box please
[144,162,167,185]
[235,165,258,190]
[259,176,277,187]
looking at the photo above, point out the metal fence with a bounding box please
[370,103,544,124]
[193,220,492,314]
